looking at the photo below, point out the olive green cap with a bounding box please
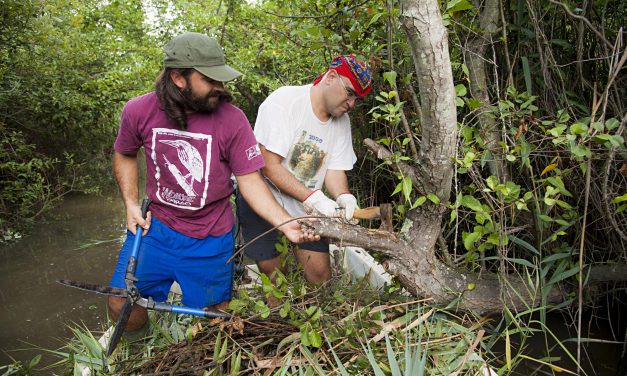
[164,32,242,82]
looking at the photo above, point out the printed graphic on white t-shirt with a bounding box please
[151,128,212,210]
[285,130,327,188]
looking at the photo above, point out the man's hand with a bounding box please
[336,193,358,220]
[303,190,339,217]
[126,204,151,235]
[278,220,320,243]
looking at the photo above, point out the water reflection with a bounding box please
[0,193,125,370]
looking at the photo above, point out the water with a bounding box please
[0,193,126,371]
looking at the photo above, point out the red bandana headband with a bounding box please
[313,55,372,97]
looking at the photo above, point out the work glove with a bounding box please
[303,190,339,217]
[336,193,358,220]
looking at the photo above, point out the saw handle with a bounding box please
[352,206,381,220]
[126,198,151,282]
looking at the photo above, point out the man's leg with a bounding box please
[294,248,331,285]
[257,256,284,278]
[107,296,148,331]
[254,256,284,308]
[108,217,173,333]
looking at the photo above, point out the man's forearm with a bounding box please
[262,164,313,202]
[113,151,140,207]
[259,145,313,202]
[324,169,350,199]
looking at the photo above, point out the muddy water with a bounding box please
[0,193,125,370]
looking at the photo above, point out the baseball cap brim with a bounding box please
[195,64,242,82]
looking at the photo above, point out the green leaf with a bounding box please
[466,98,482,110]
[447,0,474,12]
[508,234,540,255]
[463,231,481,250]
[308,330,322,348]
[610,135,625,147]
[605,117,620,130]
[548,265,580,286]
[612,193,627,204]
[555,199,572,209]
[427,193,440,204]
[29,354,41,368]
[482,256,536,268]
[569,122,588,135]
[383,71,398,86]
[548,125,567,137]
[546,176,573,197]
[521,56,532,95]
[412,196,427,208]
[385,334,402,376]
[449,209,457,224]
[571,144,591,158]
[538,214,553,222]
[542,252,574,263]
[455,83,467,97]
[280,301,290,318]
[461,195,483,212]
[486,176,499,190]
[366,12,384,27]
[593,134,613,144]
[402,176,413,201]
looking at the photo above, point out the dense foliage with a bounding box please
[0,0,161,239]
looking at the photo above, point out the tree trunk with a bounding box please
[309,0,565,315]
[463,0,510,182]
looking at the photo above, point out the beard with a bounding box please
[182,87,233,113]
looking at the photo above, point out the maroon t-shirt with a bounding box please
[114,92,264,238]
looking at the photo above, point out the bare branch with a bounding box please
[549,0,614,49]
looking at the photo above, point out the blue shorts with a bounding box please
[110,217,234,308]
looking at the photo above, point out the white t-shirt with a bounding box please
[254,84,357,216]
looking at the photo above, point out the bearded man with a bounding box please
[108,32,318,340]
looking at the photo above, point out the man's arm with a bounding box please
[260,145,311,201]
[235,171,319,243]
[323,169,350,199]
[113,151,150,234]
[260,145,339,216]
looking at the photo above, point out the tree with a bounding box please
[309,0,626,315]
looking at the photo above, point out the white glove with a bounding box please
[336,193,358,220]
[303,190,339,217]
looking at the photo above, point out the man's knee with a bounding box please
[303,264,331,285]
[107,296,125,316]
[107,296,148,332]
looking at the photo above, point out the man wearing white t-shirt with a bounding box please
[237,55,372,291]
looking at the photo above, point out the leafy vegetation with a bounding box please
[38,250,494,375]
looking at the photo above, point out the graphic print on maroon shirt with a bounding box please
[151,127,212,210]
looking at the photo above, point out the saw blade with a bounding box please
[57,279,128,298]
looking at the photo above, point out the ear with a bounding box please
[170,70,188,89]
[324,69,339,87]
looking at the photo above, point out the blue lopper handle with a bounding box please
[126,198,151,280]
